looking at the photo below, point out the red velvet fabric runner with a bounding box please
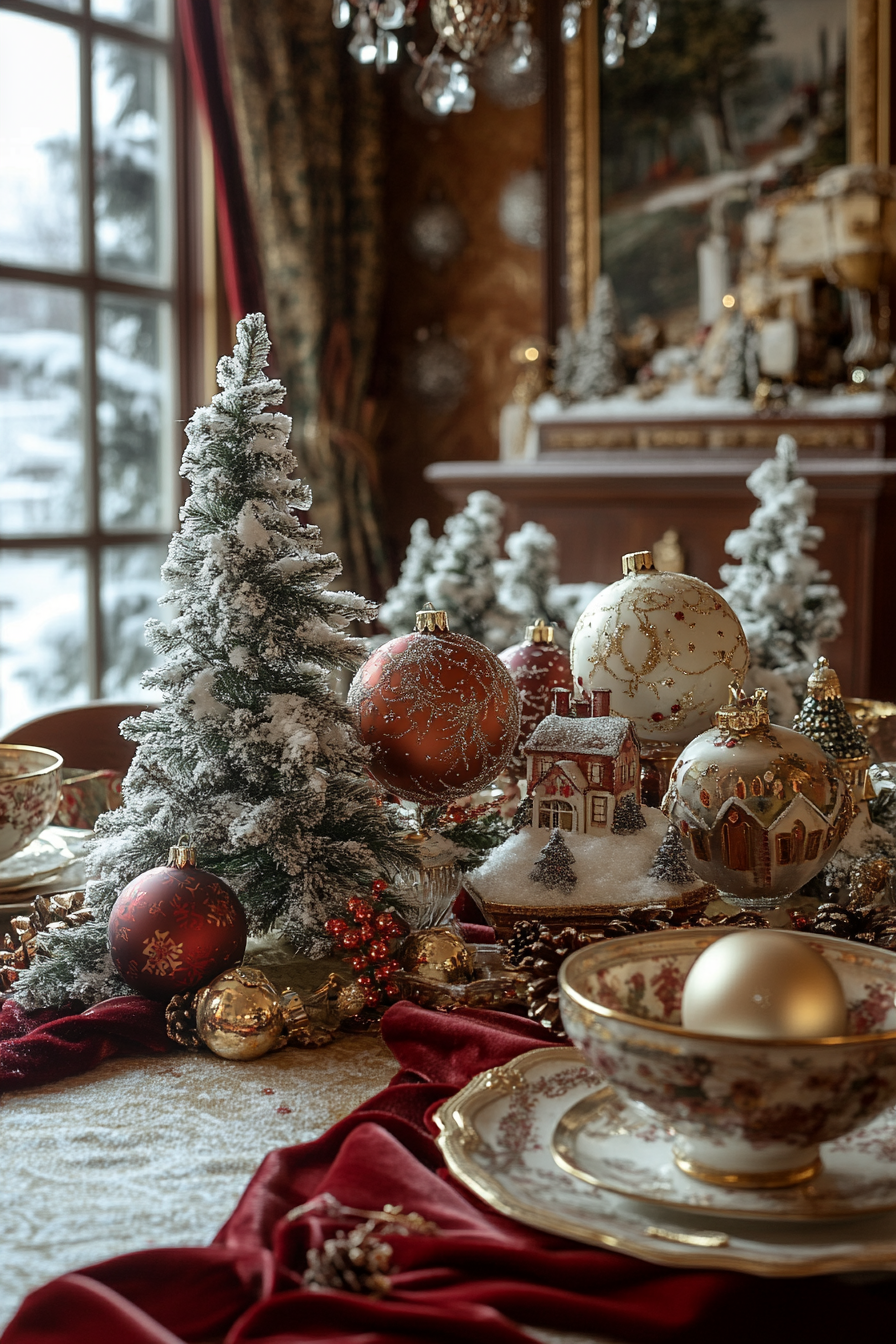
[0,995,171,1092]
[3,1001,895,1344]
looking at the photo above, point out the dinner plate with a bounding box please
[551,1080,896,1221]
[434,1047,896,1276]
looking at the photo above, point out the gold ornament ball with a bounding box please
[195,966,285,1060]
[681,930,848,1040]
[400,927,475,984]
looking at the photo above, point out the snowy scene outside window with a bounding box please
[0,0,180,734]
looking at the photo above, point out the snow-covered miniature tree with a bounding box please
[714,312,760,400]
[378,517,436,636]
[612,793,646,835]
[380,499,603,651]
[16,314,407,1009]
[529,827,577,892]
[425,490,518,649]
[648,825,694,884]
[554,276,623,404]
[496,521,560,627]
[718,434,845,705]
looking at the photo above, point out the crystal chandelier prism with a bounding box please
[333,0,659,115]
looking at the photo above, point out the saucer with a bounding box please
[434,1047,896,1276]
[552,1082,896,1221]
[0,828,89,892]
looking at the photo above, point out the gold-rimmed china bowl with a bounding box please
[559,928,896,1190]
[0,745,64,863]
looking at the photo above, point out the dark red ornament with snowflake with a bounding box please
[108,837,247,1000]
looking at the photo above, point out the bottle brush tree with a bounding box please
[648,825,694,885]
[16,313,408,1009]
[529,827,577,892]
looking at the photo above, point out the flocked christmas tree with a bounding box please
[380,499,602,652]
[718,434,845,706]
[424,490,517,648]
[377,517,435,636]
[612,793,647,835]
[495,521,560,628]
[16,314,408,1009]
[529,827,577,892]
[553,275,623,404]
[648,825,695,885]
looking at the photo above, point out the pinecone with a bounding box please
[0,890,93,990]
[304,1222,392,1297]
[165,992,201,1050]
[522,925,595,1035]
[504,919,543,966]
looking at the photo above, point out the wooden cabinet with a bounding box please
[425,409,896,699]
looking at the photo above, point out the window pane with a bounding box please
[91,0,171,37]
[93,38,172,281]
[0,12,81,270]
[100,543,165,698]
[97,294,172,530]
[0,549,88,736]
[0,283,86,537]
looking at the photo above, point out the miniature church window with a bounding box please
[539,799,575,831]
[805,830,822,860]
[690,829,710,862]
[590,795,608,826]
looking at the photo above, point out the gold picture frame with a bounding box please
[563,0,892,330]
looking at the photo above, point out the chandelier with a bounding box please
[332,1,659,115]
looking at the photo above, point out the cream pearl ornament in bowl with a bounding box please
[680,929,848,1040]
[559,927,896,1190]
[570,552,749,748]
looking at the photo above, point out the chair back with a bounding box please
[1,702,156,776]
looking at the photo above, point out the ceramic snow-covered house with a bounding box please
[523,689,641,834]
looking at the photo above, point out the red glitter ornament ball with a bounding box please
[348,608,520,804]
[108,839,247,1001]
[498,620,572,767]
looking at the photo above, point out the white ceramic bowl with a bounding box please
[0,745,64,863]
[559,927,896,1188]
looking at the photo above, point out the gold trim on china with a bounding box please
[550,1083,896,1219]
[672,1152,821,1190]
[558,928,896,1047]
[564,0,891,325]
[433,1047,896,1276]
[0,745,64,780]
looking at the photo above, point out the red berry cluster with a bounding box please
[324,878,405,1010]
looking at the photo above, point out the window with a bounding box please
[805,829,822,860]
[539,799,575,831]
[0,0,202,733]
[590,794,608,827]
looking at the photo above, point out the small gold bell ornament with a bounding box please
[664,686,854,909]
[194,966,285,1060]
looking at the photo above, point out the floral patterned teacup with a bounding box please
[0,745,64,863]
[559,928,896,1189]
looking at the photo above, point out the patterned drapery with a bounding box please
[217,0,390,599]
